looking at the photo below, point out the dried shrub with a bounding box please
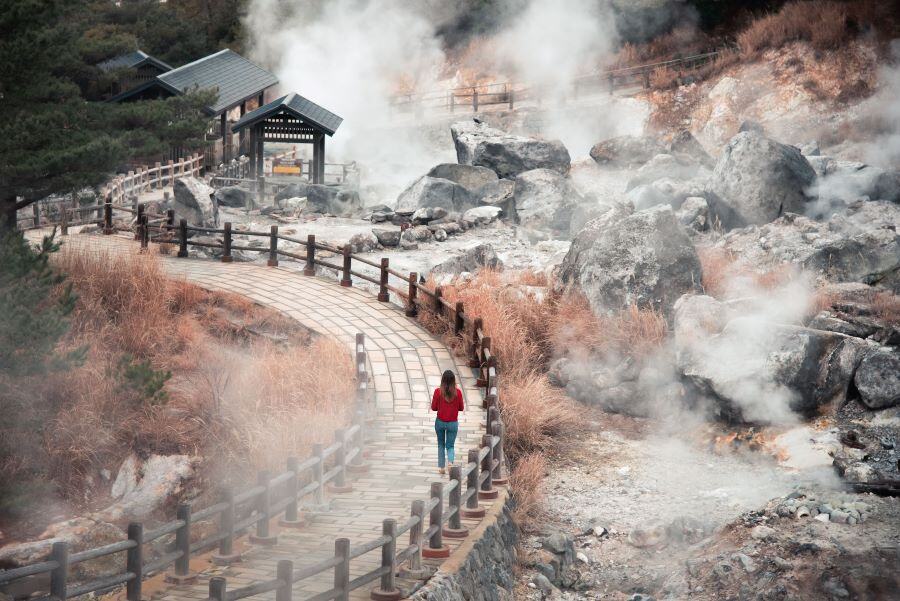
[509,452,547,531]
[872,291,900,327]
[697,246,795,299]
[649,66,679,90]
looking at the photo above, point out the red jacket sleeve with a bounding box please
[431,389,439,411]
[457,388,464,411]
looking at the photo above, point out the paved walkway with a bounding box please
[38,232,489,601]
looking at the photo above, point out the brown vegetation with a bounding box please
[508,453,547,530]
[697,247,797,299]
[0,245,353,536]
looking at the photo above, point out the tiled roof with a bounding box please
[232,93,343,136]
[97,50,172,73]
[158,49,278,115]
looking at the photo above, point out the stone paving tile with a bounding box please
[41,234,497,601]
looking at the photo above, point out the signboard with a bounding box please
[273,158,302,176]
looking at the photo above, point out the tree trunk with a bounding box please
[0,196,20,233]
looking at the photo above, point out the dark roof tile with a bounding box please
[232,92,343,136]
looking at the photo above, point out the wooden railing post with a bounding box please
[280,457,305,528]
[509,88,515,109]
[492,421,509,485]
[377,258,389,302]
[304,234,316,275]
[327,429,353,494]
[154,162,161,189]
[473,88,479,112]
[257,175,266,206]
[167,160,175,187]
[400,499,428,579]
[422,482,449,559]
[212,488,241,565]
[313,443,326,507]
[434,286,443,315]
[139,214,149,250]
[268,225,279,267]
[177,219,188,258]
[405,272,418,317]
[443,466,468,538]
[49,541,68,601]
[369,520,400,600]
[454,302,464,335]
[32,202,41,228]
[461,449,485,518]
[340,245,352,287]
[476,337,491,388]
[222,222,233,263]
[479,435,498,501]
[347,409,369,474]
[276,560,293,601]
[209,577,226,601]
[334,539,350,601]
[166,503,197,583]
[249,470,277,545]
[126,523,143,601]
[135,203,144,240]
[103,201,113,234]
[166,209,175,229]
[469,318,483,368]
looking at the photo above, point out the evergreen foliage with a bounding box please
[0,229,78,375]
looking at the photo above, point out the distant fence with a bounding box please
[390,50,722,113]
[4,210,509,601]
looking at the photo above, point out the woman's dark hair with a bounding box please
[440,370,456,402]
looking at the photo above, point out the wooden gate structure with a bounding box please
[231,93,343,185]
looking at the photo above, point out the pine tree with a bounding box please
[0,229,78,375]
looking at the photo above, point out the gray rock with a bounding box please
[710,131,816,227]
[739,120,765,134]
[670,130,714,167]
[426,163,498,192]
[716,201,900,289]
[812,163,900,210]
[451,120,570,178]
[412,206,449,224]
[462,206,502,226]
[172,177,218,227]
[513,169,583,237]
[213,185,251,208]
[559,203,701,316]
[854,350,900,409]
[302,185,362,217]
[96,455,195,522]
[675,196,709,231]
[432,244,503,275]
[348,231,378,253]
[367,204,394,223]
[111,455,138,499]
[800,141,821,156]
[372,228,401,247]
[433,228,448,242]
[589,134,667,168]
[475,179,517,219]
[625,154,701,192]
[396,176,475,213]
[274,182,309,202]
[277,196,306,213]
[532,573,557,596]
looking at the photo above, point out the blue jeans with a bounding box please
[435,419,459,468]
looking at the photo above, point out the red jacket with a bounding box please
[432,388,464,422]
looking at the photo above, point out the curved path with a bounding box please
[49,233,487,601]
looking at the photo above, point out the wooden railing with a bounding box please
[3,209,509,601]
[390,50,723,113]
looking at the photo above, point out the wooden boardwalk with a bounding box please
[41,233,491,601]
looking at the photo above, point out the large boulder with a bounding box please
[810,162,900,212]
[450,120,570,179]
[302,185,362,217]
[710,131,816,227]
[716,201,900,290]
[589,135,667,168]
[854,350,900,410]
[274,182,309,202]
[475,179,516,219]
[396,176,474,213]
[669,130,714,168]
[172,177,218,227]
[213,186,251,208]
[96,454,195,522]
[513,169,583,237]
[432,243,503,275]
[674,295,870,421]
[558,203,701,315]
[426,163,498,192]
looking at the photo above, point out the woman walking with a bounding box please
[432,370,464,475]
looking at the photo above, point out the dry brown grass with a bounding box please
[738,0,898,58]
[696,246,797,300]
[872,291,900,327]
[501,373,580,460]
[2,246,352,534]
[509,452,547,531]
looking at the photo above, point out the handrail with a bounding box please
[5,191,513,601]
